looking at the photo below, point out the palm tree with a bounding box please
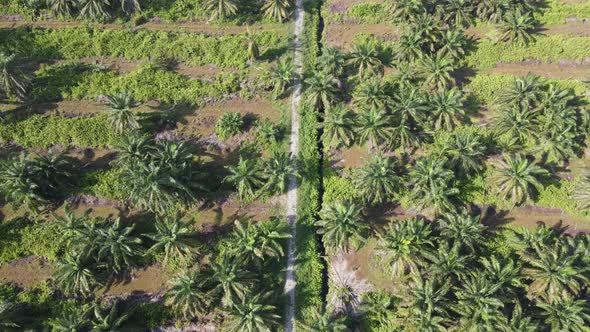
[53,254,98,297]
[91,301,131,331]
[269,58,294,98]
[245,27,259,64]
[0,301,21,328]
[227,219,290,266]
[316,201,368,252]
[521,244,588,301]
[261,152,298,195]
[352,78,391,110]
[438,210,486,252]
[0,52,28,101]
[321,103,356,149]
[452,274,507,330]
[95,218,143,273]
[261,0,292,22]
[396,29,425,62]
[78,0,109,19]
[424,242,469,281]
[499,75,543,109]
[501,11,536,44]
[300,310,348,331]
[114,134,154,166]
[356,108,391,150]
[208,254,254,308]
[165,270,212,320]
[377,217,434,278]
[397,275,450,329]
[353,154,401,204]
[406,157,459,217]
[419,51,455,90]
[480,256,524,298]
[493,105,539,144]
[573,175,590,209]
[204,0,238,20]
[443,0,473,27]
[427,88,465,131]
[503,302,538,332]
[223,292,281,332]
[436,129,486,176]
[490,154,547,207]
[348,41,383,79]
[105,91,140,134]
[318,47,346,77]
[145,218,198,264]
[439,28,468,60]
[50,308,91,331]
[50,0,76,18]
[537,297,590,332]
[305,71,339,110]
[225,158,264,201]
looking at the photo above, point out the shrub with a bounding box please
[215,112,244,140]
[79,168,128,201]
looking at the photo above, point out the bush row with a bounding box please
[0,26,289,68]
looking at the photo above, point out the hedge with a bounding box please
[0,26,289,69]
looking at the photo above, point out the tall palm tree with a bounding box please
[424,242,469,281]
[501,11,536,44]
[480,256,524,298]
[227,219,290,266]
[208,254,254,308]
[204,0,238,20]
[321,103,356,149]
[269,58,294,98]
[427,88,465,131]
[356,108,392,150]
[353,154,401,204]
[105,91,140,134]
[262,0,292,22]
[50,0,76,18]
[439,28,468,60]
[305,71,339,110]
[406,157,459,217]
[318,47,346,77]
[145,218,197,264]
[436,129,486,176]
[377,217,434,278]
[490,154,547,207]
[397,275,450,330]
[223,292,281,332]
[91,301,131,331]
[443,0,473,27]
[503,302,538,332]
[316,201,368,252]
[438,210,486,252]
[499,75,543,109]
[53,254,98,297]
[0,52,28,101]
[165,270,212,320]
[95,218,143,273]
[396,29,425,62]
[78,0,109,19]
[452,274,506,330]
[493,105,539,144]
[352,78,391,110]
[537,297,590,332]
[348,41,383,79]
[225,158,264,201]
[419,51,455,90]
[261,152,298,195]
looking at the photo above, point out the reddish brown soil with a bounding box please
[502,205,590,235]
[101,264,169,296]
[324,23,400,50]
[332,145,371,169]
[486,61,590,80]
[195,195,283,229]
[342,239,395,292]
[467,21,590,38]
[0,256,53,289]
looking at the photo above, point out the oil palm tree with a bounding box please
[225,158,264,201]
[269,58,294,98]
[452,274,507,330]
[78,0,109,19]
[537,297,590,332]
[165,270,212,320]
[419,51,456,90]
[428,88,466,131]
[114,134,153,166]
[0,52,29,101]
[356,108,392,151]
[305,71,339,110]
[424,242,469,281]
[105,91,140,134]
[503,302,538,332]
[208,254,254,308]
[50,308,92,331]
[501,10,536,44]
[352,78,391,110]
[262,0,292,22]
[493,105,539,144]
[261,152,298,195]
[406,157,459,217]
[499,75,543,109]
[480,256,524,298]
[91,301,131,331]
[316,201,368,252]
[245,27,259,64]
[53,254,98,297]
[377,217,434,278]
[227,219,290,266]
[397,275,451,329]
[300,310,348,331]
[318,46,346,77]
[353,154,401,205]
[436,129,486,176]
[95,218,143,273]
[348,41,383,79]
[321,103,356,149]
[438,210,486,252]
[439,28,468,60]
[490,154,547,207]
[49,0,76,17]
[443,0,473,27]
[224,292,281,332]
[396,29,425,62]
[573,175,590,209]
[204,0,238,20]
[145,218,197,264]
[0,301,21,329]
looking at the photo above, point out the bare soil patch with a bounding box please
[486,61,590,80]
[326,0,385,15]
[195,195,283,230]
[0,256,53,288]
[341,239,393,292]
[325,23,400,50]
[101,264,169,296]
[331,145,371,169]
[486,205,590,235]
[467,21,590,38]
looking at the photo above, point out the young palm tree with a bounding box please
[261,0,292,22]
[95,218,143,273]
[436,129,486,176]
[397,275,450,331]
[165,270,212,320]
[105,91,139,134]
[0,52,28,101]
[305,71,339,110]
[321,103,357,149]
[299,310,348,331]
[114,134,154,166]
[490,154,547,207]
[499,75,543,109]
[452,274,506,330]
[419,51,456,90]
[377,217,434,278]
[223,292,281,332]
[316,201,368,252]
[261,152,298,195]
[78,0,109,19]
[208,254,254,308]
[145,218,198,264]
[406,157,459,217]
[438,210,486,252]
[269,58,294,98]
[91,301,131,331]
[353,154,401,205]
[427,89,466,131]
[318,46,346,77]
[50,308,91,331]
[352,78,391,110]
[356,108,392,151]
[501,11,536,44]
[204,0,238,20]
[224,158,264,201]
[348,41,383,79]
[227,219,290,266]
[423,242,469,281]
[573,175,590,209]
[537,297,590,331]
[245,27,259,64]
[439,28,468,60]
[0,301,21,329]
[53,254,98,297]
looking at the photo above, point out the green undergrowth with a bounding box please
[538,0,590,26]
[326,2,390,24]
[0,26,289,68]
[464,35,590,70]
[0,218,64,263]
